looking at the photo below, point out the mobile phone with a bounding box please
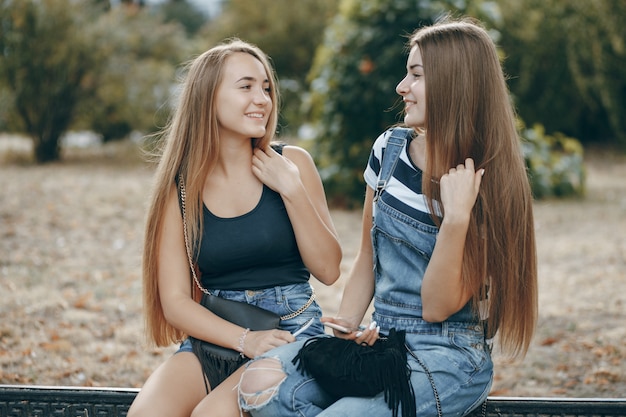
[292,317,315,337]
[323,322,352,333]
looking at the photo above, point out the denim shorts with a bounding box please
[176,282,323,353]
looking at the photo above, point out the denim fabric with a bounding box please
[175,282,324,354]
[243,133,492,417]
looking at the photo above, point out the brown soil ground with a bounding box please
[1,135,625,398]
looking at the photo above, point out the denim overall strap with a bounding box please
[373,128,413,203]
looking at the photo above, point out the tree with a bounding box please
[0,0,104,162]
[159,0,207,37]
[74,4,189,142]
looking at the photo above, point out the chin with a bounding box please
[404,117,423,128]
[246,128,267,138]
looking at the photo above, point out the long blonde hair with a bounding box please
[412,18,537,358]
[142,39,280,346]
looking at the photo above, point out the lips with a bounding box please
[403,99,416,109]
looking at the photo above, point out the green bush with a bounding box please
[497,0,626,148]
[520,122,585,199]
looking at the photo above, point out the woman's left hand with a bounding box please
[439,158,484,222]
[252,146,302,197]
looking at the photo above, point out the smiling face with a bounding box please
[215,52,272,140]
[396,45,426,129]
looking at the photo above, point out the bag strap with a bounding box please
[178,176,315,321]
[179,176,212,297]
[406,347,443,417]
[373,128,413,203]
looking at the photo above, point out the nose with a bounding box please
[254,87,271,106]
[396,76,408,96]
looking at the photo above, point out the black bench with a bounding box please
[1,385,625,416]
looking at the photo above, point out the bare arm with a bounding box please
[421,158,484,322]
[334,186,377,328]
[252,145,342,286]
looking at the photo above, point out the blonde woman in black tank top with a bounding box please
[127,39,342,417]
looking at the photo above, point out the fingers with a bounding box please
[353,321,380,346]
[462,157,485,193]
[438,158,484,221]
[322,319,381,346]
[443,158,484,186]
[251,147,269,167]
[253,145,277,160]
[474,167,485,193]
[267,329,295,345]
[277,329,296,343]
[251,147,274,170]
[448,158,475,173]
[248,329,295,357]
[321,317,357,335]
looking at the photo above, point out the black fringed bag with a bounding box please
[292,328,417,417]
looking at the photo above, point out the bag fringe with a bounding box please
[190,336,247,389]
[293,329,416,417]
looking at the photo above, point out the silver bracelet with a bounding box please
[236,328,250,358]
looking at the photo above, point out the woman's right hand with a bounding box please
[321,317,380,346]
[243,329,295,358]
[351,321,380,346]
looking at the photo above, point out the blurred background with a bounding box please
[1,0,625,396]
[2,0,624,205]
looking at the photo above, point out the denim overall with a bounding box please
[369,129,493,416]
[243,129,492,417]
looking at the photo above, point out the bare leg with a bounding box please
[128,352,207,417]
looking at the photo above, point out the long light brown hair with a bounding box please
[142,39,280,346]
[411,18,537,358]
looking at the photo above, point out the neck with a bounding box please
[408,134,427,171]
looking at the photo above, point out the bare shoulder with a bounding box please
[282,145,322,184]
[282,144,312,158]
[282,145,315,166]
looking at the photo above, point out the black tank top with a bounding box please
[196,185,310,290]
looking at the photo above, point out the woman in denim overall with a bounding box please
[238,17,537,417]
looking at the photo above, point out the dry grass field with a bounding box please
[1,135,624,398]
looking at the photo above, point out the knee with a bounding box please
[238,357,286,410]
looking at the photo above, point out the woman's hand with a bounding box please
[252,146,301,198]
[321,317,380,346]
[243,329,295,359]
[439,158,484,223]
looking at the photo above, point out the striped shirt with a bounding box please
[364,128,438,227]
